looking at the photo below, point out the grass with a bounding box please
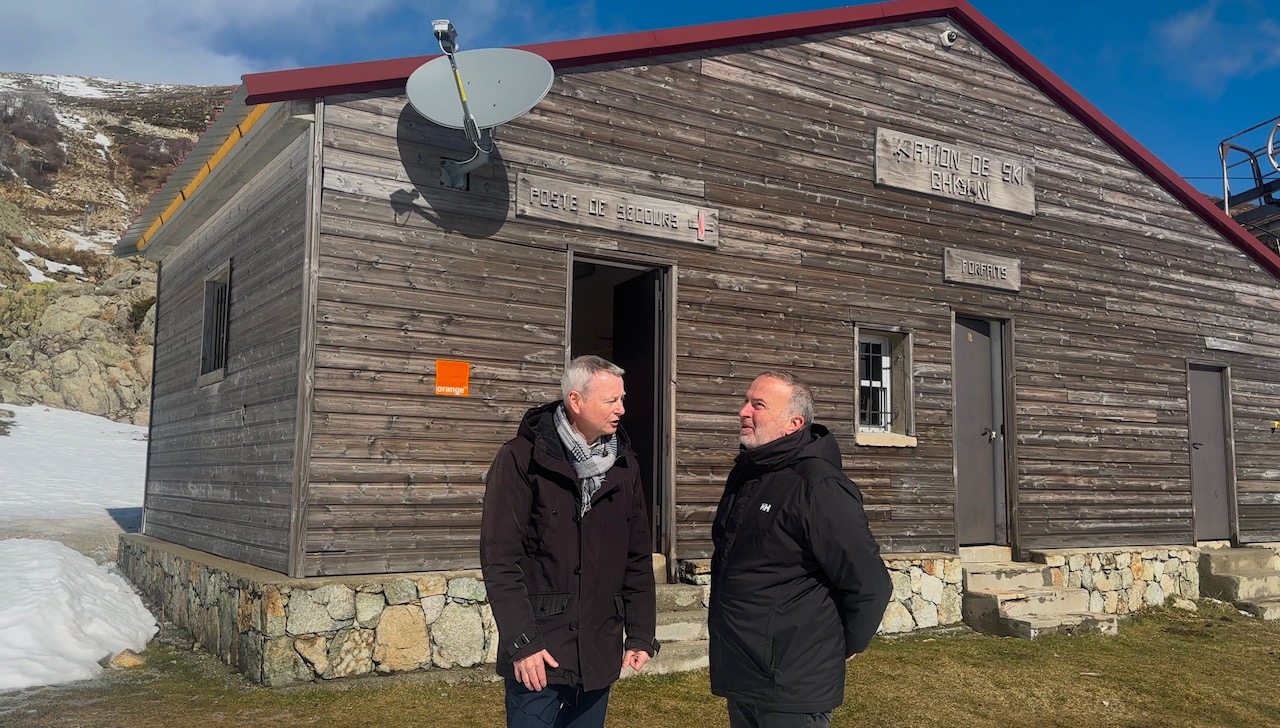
[2,602,1278,727]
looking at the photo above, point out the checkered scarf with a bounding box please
[554,404,618,516]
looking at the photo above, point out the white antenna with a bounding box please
[406,20,555,189]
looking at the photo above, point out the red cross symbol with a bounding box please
[689,210,715,241]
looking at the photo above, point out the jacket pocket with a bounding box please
[530,592,571,617]
[614,594,625,618]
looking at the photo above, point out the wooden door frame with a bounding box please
[950,309,1019,558]
[565,249,678,582]
[1185,359,1240,544]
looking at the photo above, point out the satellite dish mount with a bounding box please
[407,20,555,190]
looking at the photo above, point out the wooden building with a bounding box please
[116,0,1280,579]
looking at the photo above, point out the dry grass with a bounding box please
[2,602,1278,727]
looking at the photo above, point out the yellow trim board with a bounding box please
[136,103,271,252]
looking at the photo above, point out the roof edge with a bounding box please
[224,0,1280,280]
[947,3,1280,280]
[242,0,959,105]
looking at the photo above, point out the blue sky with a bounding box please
[3,0,1278,197]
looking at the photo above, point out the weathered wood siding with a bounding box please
[144,133,310,572]
[305,19,1280,574]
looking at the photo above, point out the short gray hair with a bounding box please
[563,355,625,400]
[756,370,815,425]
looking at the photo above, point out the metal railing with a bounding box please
[1219,115,1280,254]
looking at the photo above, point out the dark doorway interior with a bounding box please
[571,260,666,553]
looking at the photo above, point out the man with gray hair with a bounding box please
[481,355,659,727]
[709,371,891,728]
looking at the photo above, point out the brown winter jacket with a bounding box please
[480,401,659,692]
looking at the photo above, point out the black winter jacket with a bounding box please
[708,425,892,713]
[480,401,659,692]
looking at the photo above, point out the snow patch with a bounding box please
[32,74,109,99]
[0,405,148,521]
[45,260,84,274]
[0,404,155,690]
[0,540,158,691]
[56,112,89,134]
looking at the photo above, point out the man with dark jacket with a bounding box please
[481,355,659,728]
[709,371,892,728]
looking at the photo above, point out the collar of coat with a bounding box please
[518,400,635,496]
[734,423,838,472]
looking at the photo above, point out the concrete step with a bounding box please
[620,639,708,678]
[1202,568,1280,601]
[1237,598,1280,620]
[656,583,707,612]
[656,609,708,643]
[959,545,1012,562]
[1200,547,1278,574]
[967,586,1090,618]
[1001,612,1120,640]
[963,562,1051,591]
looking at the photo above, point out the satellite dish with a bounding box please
[405,20,555,189]
[407,48,553,131]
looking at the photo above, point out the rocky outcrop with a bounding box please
[0,262,155,425]
[0,73,233,426]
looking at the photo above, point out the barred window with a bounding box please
[859,335,892,431]
[199,263,231,381]
[854,326,915,445]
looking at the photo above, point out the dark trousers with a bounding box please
[504,679,611,728]
[727,700,832,728]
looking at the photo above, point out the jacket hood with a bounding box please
[737,423,840,471]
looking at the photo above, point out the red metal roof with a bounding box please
[239,0,1280,280]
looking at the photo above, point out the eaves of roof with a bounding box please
[123,0,1280,281]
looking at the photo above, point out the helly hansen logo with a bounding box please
[759,503,772,513]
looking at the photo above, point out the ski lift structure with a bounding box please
[1219,115,1280,254]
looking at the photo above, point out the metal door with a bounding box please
[1189,365,1232,541]
[954,316,1008,545]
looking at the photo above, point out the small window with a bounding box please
[855,326,916,447]
[199,263,231,382]
[859,335,893,431]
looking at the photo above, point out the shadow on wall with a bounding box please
[393,103,510,239]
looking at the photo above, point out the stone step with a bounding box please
[959,545,1013,563]
[1202,568,1280,601]
[620,639,708,678]
[1200,547,1277,574]
[971,586,1091,618]
[1000,612,1120,640]
[656,583,707,612]
[656,609,708,643]
[1237,598,1280,620]
[963,562,1051,591]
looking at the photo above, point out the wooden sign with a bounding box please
[875,128,1035,216]
[944,248,1022,292]
[435,360,470,396]
[516,173,719,248]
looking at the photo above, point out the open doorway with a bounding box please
[570,258,670,557]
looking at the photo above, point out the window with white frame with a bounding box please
[855,326,915,444]
[859,335,893,431]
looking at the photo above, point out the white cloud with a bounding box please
[1152,1,1280,95]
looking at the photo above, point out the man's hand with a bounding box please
[514,649,559,691]
[846,652,860,662]
[623,649,651,672]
